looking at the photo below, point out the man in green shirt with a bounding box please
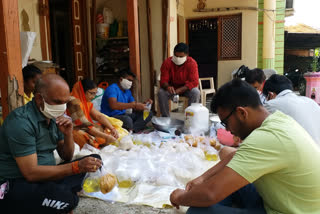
[0,74,102,213]
[170,79,320,214]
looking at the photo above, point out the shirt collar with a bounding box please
[24,92,34,101]
[30,99,49,122]
[277,89,293,98]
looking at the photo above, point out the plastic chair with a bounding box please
[98,81,109,90]
[199,78,215,106]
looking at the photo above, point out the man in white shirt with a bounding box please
[263,74,320,145]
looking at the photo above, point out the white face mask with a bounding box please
[120,78,133,90]
[172,55,187,65]
[40,99,67,119]
[257,89,262,95]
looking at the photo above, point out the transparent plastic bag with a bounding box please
[82,166,117,194]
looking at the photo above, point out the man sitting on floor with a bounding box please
[263,74,320,145]
[158,43,200,117]
[0,74,102,213]
[170,79,320,214]
[100,69,153,133]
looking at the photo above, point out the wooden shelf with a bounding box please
[96,36,128,41]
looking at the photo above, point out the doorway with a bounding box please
[187,18,218,89]
[49,0,74,86]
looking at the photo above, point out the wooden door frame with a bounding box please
[38,0,52,60]
[79,0,89,79]
[127,0,141,100]
[91,0,97,82]
[162,0,169,60]
[0,0,24,118]
[71,0,90,81]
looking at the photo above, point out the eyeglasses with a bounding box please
[87,91,97,96]
[220,108,236,128]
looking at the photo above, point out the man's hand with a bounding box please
[175,88,183,95]
[56,116,73,135]
[135,103,146,111]
[186,176,204,191]
[144,99,153,105]
[78,156,102,173]
[167,86,176,94]
[175,86,188,95]
[170,188,186,209]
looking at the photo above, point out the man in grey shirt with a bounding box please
[263,74,320,145]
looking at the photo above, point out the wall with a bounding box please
[96,0,127,21]
[182,0,259,87]
[177,0,185,43]
[18,0,42,61]
[274,0,285,74]
[168,0,177,56]
[150,0,164,83]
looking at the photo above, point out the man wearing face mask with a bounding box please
[158,43,200,117]
[0,74,103,213]
[263,74,320,145]
[244,68,267,105]
[100,69,153,133]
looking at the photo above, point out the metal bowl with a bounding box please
[151,117,184,133]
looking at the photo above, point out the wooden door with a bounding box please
[71,0,88,81]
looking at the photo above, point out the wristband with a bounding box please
[72,161,80,174]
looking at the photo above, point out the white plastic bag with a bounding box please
[20,32,36,68]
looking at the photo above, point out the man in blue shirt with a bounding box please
[101,70,153,132]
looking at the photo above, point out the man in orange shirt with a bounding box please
[158,43,200,117]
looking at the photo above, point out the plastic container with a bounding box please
[304,72,320,104]
[184,103,209,134]
[97,23,109,38]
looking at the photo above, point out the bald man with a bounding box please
[0,74,102,213]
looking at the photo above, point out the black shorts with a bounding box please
[0,154,101,214]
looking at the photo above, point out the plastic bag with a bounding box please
[20,32,36,68]
[103,115,129,140]
[82,166,117,194]
[119,135,134,150]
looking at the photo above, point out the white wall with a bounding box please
[168,0,177,56]
[18,0,43,60]
[150,0,164,83]
[183,0,258,87]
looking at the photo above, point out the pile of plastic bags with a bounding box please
[76,131,221,208]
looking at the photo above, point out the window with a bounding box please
[219,14,242,60]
